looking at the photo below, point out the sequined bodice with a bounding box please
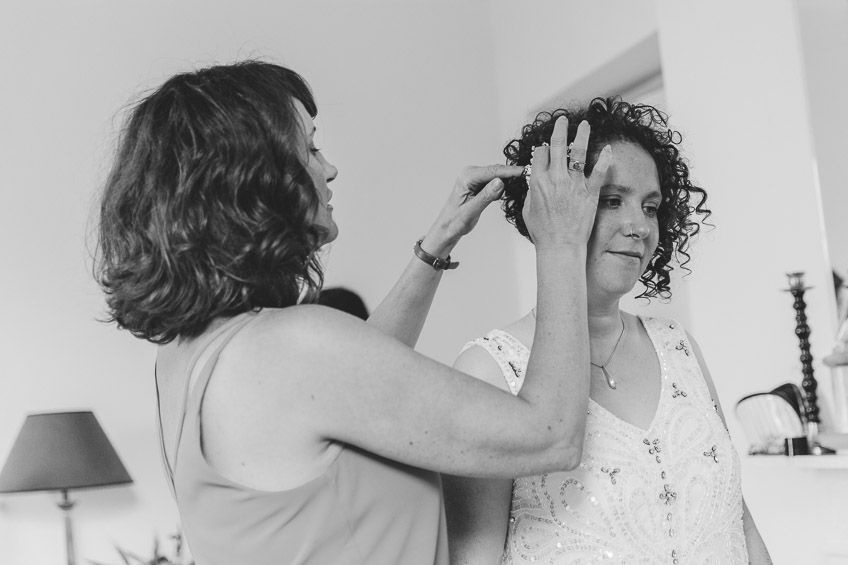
[464,317,747,565]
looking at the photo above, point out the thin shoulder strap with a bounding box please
[155,362,178,500]
[461,330,529,395]
[156,311,258,499]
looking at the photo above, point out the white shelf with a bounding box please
[743,454,848,470]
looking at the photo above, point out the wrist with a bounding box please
[414,237,459,271]
[534,242,587,256]
[419,224,460,258]
[534,244,587,266]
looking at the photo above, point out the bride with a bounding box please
[443,98,772,564]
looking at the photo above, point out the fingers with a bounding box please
[567,121,591,175]
[586,144,613,195]
[545,118,591,178]
[590,145,613,176]
[531,142,550,176]
[491,164,525,179]
[521,117,604,248]
[548,116,569,177]
[433,164,522,243]
[466,178,505,213]
[462,164,524,191]
[443,175,505,240]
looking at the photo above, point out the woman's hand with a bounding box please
[523,117,612,250]
[420,164,523,257]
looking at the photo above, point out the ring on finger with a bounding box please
[568,160,585,172]
[523,164,532,179]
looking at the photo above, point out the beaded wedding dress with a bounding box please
[463,317,748,565]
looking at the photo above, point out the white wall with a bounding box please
[0,1,514,563]
[1,1,845,563]
[795,0,848,298]
[655,0,846,561]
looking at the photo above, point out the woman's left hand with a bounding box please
[421,164,524,256]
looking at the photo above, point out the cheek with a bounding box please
[587,213,613,246]
[586,228,606,262]
[646,222,661,257]
[308,161,322,182]
[307,167,327,198]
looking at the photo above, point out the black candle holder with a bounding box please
[785,272,834,455]
[785,272,819,425]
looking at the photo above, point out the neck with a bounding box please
[588,301,624,340]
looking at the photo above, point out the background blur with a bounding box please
[2,0,846,563]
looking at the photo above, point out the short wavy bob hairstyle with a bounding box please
[502,97,710,299]
[95,61,326,344]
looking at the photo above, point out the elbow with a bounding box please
[517,415,586,474]
[541,428,584,472]
[557,438,584,471]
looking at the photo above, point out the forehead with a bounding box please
[292,99,315,135]
[605,141,660,193]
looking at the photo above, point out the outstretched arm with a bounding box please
[214,117,609,478]
[367,165,521,347]
[688,332,773,564]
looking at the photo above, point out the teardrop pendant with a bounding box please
[600,365,617,389]
[589,314,625,390]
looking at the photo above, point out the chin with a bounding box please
[323,223,339,244]
[598,277,642,299]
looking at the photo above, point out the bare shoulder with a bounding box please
[207,305,386,405]
[200,305,390,444]
[245,304,367,347]
[454,313,533,393]
[233,304,406,364]
[454,345,508,391]
[502,312,535,350]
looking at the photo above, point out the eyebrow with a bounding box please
[602,184,662,200]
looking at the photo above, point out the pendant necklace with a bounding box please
[530,308,626,390]
[591,314,626,390]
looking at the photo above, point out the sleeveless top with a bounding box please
[156,310,450,565]
[462,316,748,565]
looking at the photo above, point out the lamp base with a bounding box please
[57,489,76,565]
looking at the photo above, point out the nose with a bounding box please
[325,159,339,183]
[625,216,651,239]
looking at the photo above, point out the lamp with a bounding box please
[0,411,133,565]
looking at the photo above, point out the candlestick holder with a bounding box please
[784,272,833,455]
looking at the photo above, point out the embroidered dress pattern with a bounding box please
[462,317,748,565]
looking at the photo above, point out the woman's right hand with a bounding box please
[522,117,612,249]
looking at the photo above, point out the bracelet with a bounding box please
[413,238,459,270]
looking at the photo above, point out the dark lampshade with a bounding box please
[0,411,132,494]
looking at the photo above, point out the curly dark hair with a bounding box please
[502,97,711,299]
[95,60,327,344]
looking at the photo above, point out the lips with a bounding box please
[609,251,642,259]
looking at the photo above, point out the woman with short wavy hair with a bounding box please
[95,61,614,564]
[443,98,772,564]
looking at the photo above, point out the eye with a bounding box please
[643,203,659,218]
[309,145,322,155]
[599,196,622,210]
